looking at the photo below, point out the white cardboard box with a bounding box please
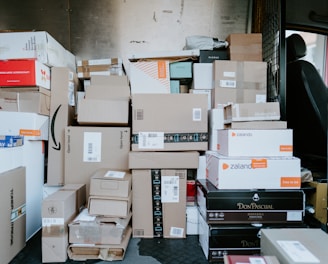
[206,151,301,189]
[216,129,293,157]
[192,63,213,89]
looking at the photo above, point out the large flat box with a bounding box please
[0,31,76,70]
[89,169,132,198]
[47,67,78,186]
[129,60,170,94]
[206,152,301,189]
[192,63,213,89]
[64,126,130,194]
[0,167,26,264]
[132,169,187,238]
[0,59,51,89]
[77,58,124,78]
[212,60,267,106]
[41,190,77,263]
[69,208,131,245]
[306,181,327,225]
[67,226,132,261]
[224,102,281,123]
[261,228,328,264]
[226,33,263,61]
[0,87,50,116]
[88,192,132,218]
[216,129,293,157]
[197,179,305,224]
[131,93,208,151]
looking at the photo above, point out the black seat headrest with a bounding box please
[286,34,307,63]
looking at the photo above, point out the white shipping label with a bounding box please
[42,218,64,227]
[83,132,102,162]
[68,81,75,106]
[170,227,184,238]
[276,240,320,263]
[193,108,202,121]
[220,79,236,88]
[223,71,236,78]
[138,132,164,149]
[104,170,126,179]
[161,176,179,203]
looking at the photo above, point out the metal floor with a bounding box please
[10,230,209,264]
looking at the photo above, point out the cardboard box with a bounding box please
[60,183,87,213]
[206,152,301,189]
[41,190,77,263]
[199,49,229,63]
[0,31,76,70]
[77,58,124,78]
[0,59,51,89]
[89,169,132,198]
[131,93,208,151]
[169,61,193,79]
[261,228,328,264]
[129,60,170,94]
[64,126,130,194]
[192,63,213,89]
[225,120,287,129]
[0,87,51,115]
[170,80,180,93]
[216,129,293,157]
[224,102,281,123]
[208,107,225,151]
[186,205,199,235]
[67,226,132,261]
[0,167,26,264]
[224,255,280,264]
[90,75,129,86]
[0,135,24,147]
[306,181,327,225]
[189,89,212,110]
[68,208,131,244]
[226,33,263,61]
[47,67,78,186]
[212,60,267,106]
[88,191,132,218]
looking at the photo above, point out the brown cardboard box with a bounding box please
[0,167,26,264]
[68,208,131,244]
[226,33,263,61]
[90,75,129,86]
[67,226,132,261]
[41,190,77,263]
[261,228,328,264]
[88,191,132,218]
[130,151,199,238]
[89,169,132,198]
[307,181,327,225]
[47,67,79,186]
[131,93,208,151]
[64,126,130,194]
[212,60,267,106]
[0,87,50,116]
[60,183,87,213]
[77,58,124,78]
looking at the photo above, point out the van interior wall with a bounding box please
[0,0,251,74]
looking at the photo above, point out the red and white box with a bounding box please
[0,59,51,89]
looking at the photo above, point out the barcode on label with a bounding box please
[135,109,144,120]
[220,80,236,88]
[193,108,201,121]
[170,227,184,237]
[88,142,93,154]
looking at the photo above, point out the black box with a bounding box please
[199,49,229,63]
[197,179,305,224]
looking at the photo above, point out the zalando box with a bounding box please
[0,31,76,71]
[47,67,78,186]
[132,93,208,151]
[206,151,301,190]
[64,126,130,194]
[0,167,26,264]
[216,129,293,157]
[212,60,267,106]
[89,169,132,198]
[261,228,328,264]
[0,59,51,89]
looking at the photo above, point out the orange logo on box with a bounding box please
[157,61,167,79]
[280,145,293,152]
[222,163,229,170]
[231,132,236,137]
[251,159,267,168]
[280,177,301,188]
[20,129,41,137]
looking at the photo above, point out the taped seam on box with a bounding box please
[132,132,208,144]
[151,169,163,237]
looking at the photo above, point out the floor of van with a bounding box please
[10,230,209,264]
